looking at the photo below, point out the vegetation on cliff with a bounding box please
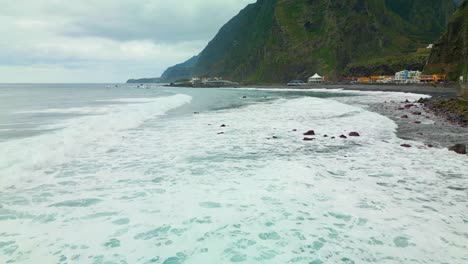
[161,0,456,83]
[425,0,468,81]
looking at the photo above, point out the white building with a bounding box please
[395,70,421,84]
[308,73,324,84]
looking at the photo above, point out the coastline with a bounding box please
[242,84,468,155]
[246,83,458,98]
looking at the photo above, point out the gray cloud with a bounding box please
[0,0,255,82]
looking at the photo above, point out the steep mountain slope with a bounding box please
[160,55,199,82]
[162,0,456,83]
[425,0,468,80]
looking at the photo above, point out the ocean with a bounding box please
[0,83,466,263]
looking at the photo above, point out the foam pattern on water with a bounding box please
[0,94,466,263]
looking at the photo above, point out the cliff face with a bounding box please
[162,0,456,83]
[426,0,468,81]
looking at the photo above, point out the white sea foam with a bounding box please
[0,94,192,188]
[16,106,110,115]
[0,94,466,263]
[95,98,161,103]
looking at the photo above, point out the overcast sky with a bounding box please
[0,0,255,83]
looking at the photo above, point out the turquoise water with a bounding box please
[0,84,466,263]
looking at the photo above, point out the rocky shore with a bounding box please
[417,97,468,127]
[367,96,467,156]
[247,83,467,155]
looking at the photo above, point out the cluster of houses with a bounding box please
[301,70,446,85]
[346,70,447,84]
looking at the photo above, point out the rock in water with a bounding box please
[448,144,466,155]
[303,130,315,136]
[401,115,409,119]
[303,137,315,141]
[401,144,412,148]
[340,135,347,139]
[348,132,360,137]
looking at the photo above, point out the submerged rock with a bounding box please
[412,111,422,116]
[401,115,409,119]
[303,137,315,141]
[303,130,316,136]
[348,132,360,137]
[414,121,422,124]
[220,124,226,127]
[400,144,412,148]
[448,144,466,154]
[339,135,347,139]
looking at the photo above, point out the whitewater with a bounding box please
[0,84,466,264]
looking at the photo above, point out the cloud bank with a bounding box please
[0,0,255,82]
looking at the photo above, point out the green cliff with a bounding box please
[162,0,456,83]
[425,0,468,81]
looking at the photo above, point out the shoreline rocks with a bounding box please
[417,98,468,127]
[448,144,466,155]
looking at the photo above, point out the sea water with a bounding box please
[0,84,466,263]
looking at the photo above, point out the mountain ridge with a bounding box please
[158,0,457,83]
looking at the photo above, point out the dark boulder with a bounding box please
[303,130,316,136]
[348,132,360,137]
[220,124,226,127]
[339,135,347,139]
[303,137,315,141]
[414,121,421,124]
[412,111,422,116]
[404,104,415,109]
[448,144,466,155]
[401,144,412,148]
[323,135,328,137]
[401,115,409,119]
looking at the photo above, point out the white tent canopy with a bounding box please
[308,73,324,83]
[310,73,322,79]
